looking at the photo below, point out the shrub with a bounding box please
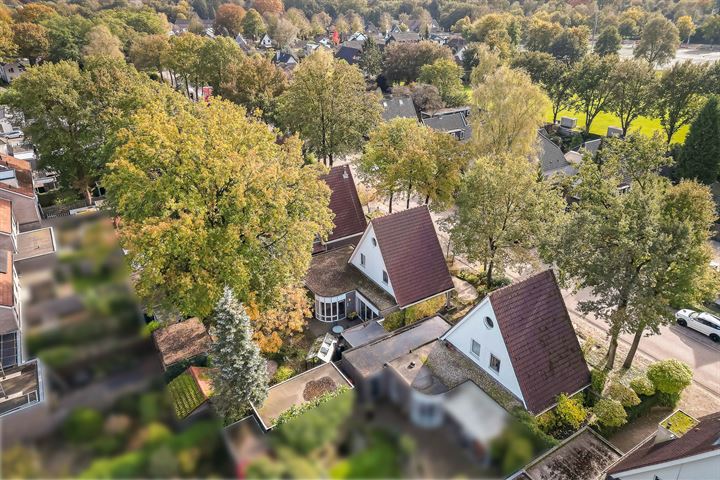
[657,391,681,408]
[142,422,173,448]
[536,410,557,434]
[593,398,627,428]
[273,366,295,384]
[63,408,104,444]
[647,360,693,395]
[630,376,655,397]
[382,310,406,331]
[590,369,607,395]
[404,295,446,323]
[607,382,641,408]
[555,393,588,429]
[139,393,163,424]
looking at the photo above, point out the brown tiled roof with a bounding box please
[0,249,14,307]
[0,198,12,234]
[371,206,453,308]
[0,154,35,197]
[489,270,590,414]
[153,317,212,369]
[322,165,367,243]
[608,412,720,477]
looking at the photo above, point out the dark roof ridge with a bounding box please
[343,314,447,355]
[370,204,429,224]
[488,269,556,300]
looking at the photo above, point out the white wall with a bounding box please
[349,224,395,298]
[442,298,525,406]
[613,452,720,480]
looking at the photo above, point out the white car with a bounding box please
[675,309,720,342]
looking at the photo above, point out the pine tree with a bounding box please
[209,287,268,420]
[678,96,720,184]
[359,37,382,77]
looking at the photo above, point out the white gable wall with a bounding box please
[611,451,720,480]
[348,223,395,298]
[441,298,526,406]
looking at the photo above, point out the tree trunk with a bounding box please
[485,260,493,287]
[424,195,430,204]
[83,185,93,206]
[604,321,622,371]
[388,191,393,213]
[406,183,412,209]
[622,324,645,369]
[329,153,333,167]
[184,76,191,98]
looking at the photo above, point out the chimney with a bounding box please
[408,361,416,369]
[342,167,349,180]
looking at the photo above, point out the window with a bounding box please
[371,237,377,247]
[358,298,379,321]
[314,295,348,322]
[471,340,481,357]
[489,354,501,373]
[360,253,366,266]
[484,316,494,329]
[382,270,388,284]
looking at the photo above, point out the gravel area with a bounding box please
[302,376,337,401]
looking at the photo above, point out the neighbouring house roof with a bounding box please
[0,249,14,308]
[322,165,367,243]
[489,270,590,414]
[335,41,363,64]
[387,32,421,43]
[341,320,389,348]
[538,130,576,178]
[381,96,417,121]
[252,362,352,429]
[421,106,470,118]
[370,206,454,308]
[0,198,12,234]
[421,112,471,139]
[223,416,269,466]
[578,138,602,156]
[0,359,41,417]
[153,317,212,370]
[305,244,397,312]
[607,411,720,477]
[515,427,622,480]
[15,228,56,261]
[342,315,451,378]
[386,340,449,394]
[0,154,34,198]
[274,50,298,64]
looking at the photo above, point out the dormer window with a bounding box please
[360,253,365,266]
[382,270,388,284]
[371,237,377,247]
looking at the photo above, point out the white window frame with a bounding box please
[360,253,366,266]
[382,270,388,284]
[471,339,481,357]
[314,294,347,322]
[489,354,501,373]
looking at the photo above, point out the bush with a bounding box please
[593,398,627,429]
[630,376,655,397]
[142,422,173,448]
[273,366,295,384]
[382,310,406,331]
[139,393,163,424]
[606,382,641,408]
[404,295,446,323]
[590,369,607,395]
[647,360,693,395]
[555,393,588,429]
[657,391,682,408]
[63,408,104,444]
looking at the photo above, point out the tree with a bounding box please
[470,66,550,158]
[104,96,333,318]
[701,15,720,44]
[548,26,589,65]
[511,51,575,124]
[129,33,170,80]
[82,24,124,60]
[218,53,287,122]
[570,54,614,133]
[241,8,266,39]
[198,36,244,92]
[0,13,16,62]
[12,22,49,64]
[524,16,562,52]
[607,59,656,136]
[246,285,309,353]
[706,61,720,96]
[286,8,311,38]
[634,14,680,66]
[542,134,718,370]
[214,3,246,36]
[272,17,298,48]
[167,33,207,99]
[43,14,92,62]
[676,15,696,45]
[383,40,453,84]
[418,58,465,106]
[593,399,627,428]
[646,359,693,395]
[2,58,156,204]
[278,49,381,165]
[396,83,444,112]
[462,43,502,82]
[253,0,283,16]
[377,12,391,34]
[594,25,622,56]
[445,154,564,286]
[208,287,268,420]
[677,97,720,184]
[655,61,707,145]
[358,36,382,76]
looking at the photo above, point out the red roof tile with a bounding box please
[372,206,454,308]
[0,199,12,234]
[489,270,590,414]
[608,412,720,476]
[0,154,34,198]
[0,249,14,307]
[322,165,367,243]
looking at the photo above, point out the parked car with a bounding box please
[675,309,720,342]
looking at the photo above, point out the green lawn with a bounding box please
[329,431,401,479]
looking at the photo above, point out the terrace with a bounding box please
[0,359,42,417]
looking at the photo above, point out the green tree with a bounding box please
[43,14,92,62]
[198,36,244,92]
[463,43,502,83]
[511,51,575,124]
[634,14,680,66]
[701,15,720,44]
[358,36,382,77]
[655,61,707,145]
[129,33,170,80]
[548,26,589,65]
[12,22,49,64]
[524,16,562,52]
[418,58,465,106]
[278,49,381,165]
[218,53,287,122]
[676,15,696,45]
[241,8,266,39]
[677,97,720,184]
[382,40,453,84]
[647,359,693,395]
[542,134,718,370]
[2,58,156,204]
[593,398,627,428]
[570,54,614,133]
[608,59,656,136]
[167,33,207,99]
[470,66,550,158]
[594,25,622,56]
[104,96,332,317]
[208,287,268,420]
[445,154,564,286]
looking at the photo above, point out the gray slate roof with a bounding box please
[381,96,417,121]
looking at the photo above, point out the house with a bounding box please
[386,32,421,44]
[0,155,42,229]
[0,61,26,84]
[152,317,212,370]
[607,411,720,480]
[305,206,453,322]
[235,34,252,53]
[420,106,470,120]
[259,33,273,49]
[441,270,591,414]
[381,95,418,121]
[537,130,578,178]
[422,112,471,140]
[273,50,298,67]
[313,165,367,254]
[509,427,622,480]
[335,40,364,65]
